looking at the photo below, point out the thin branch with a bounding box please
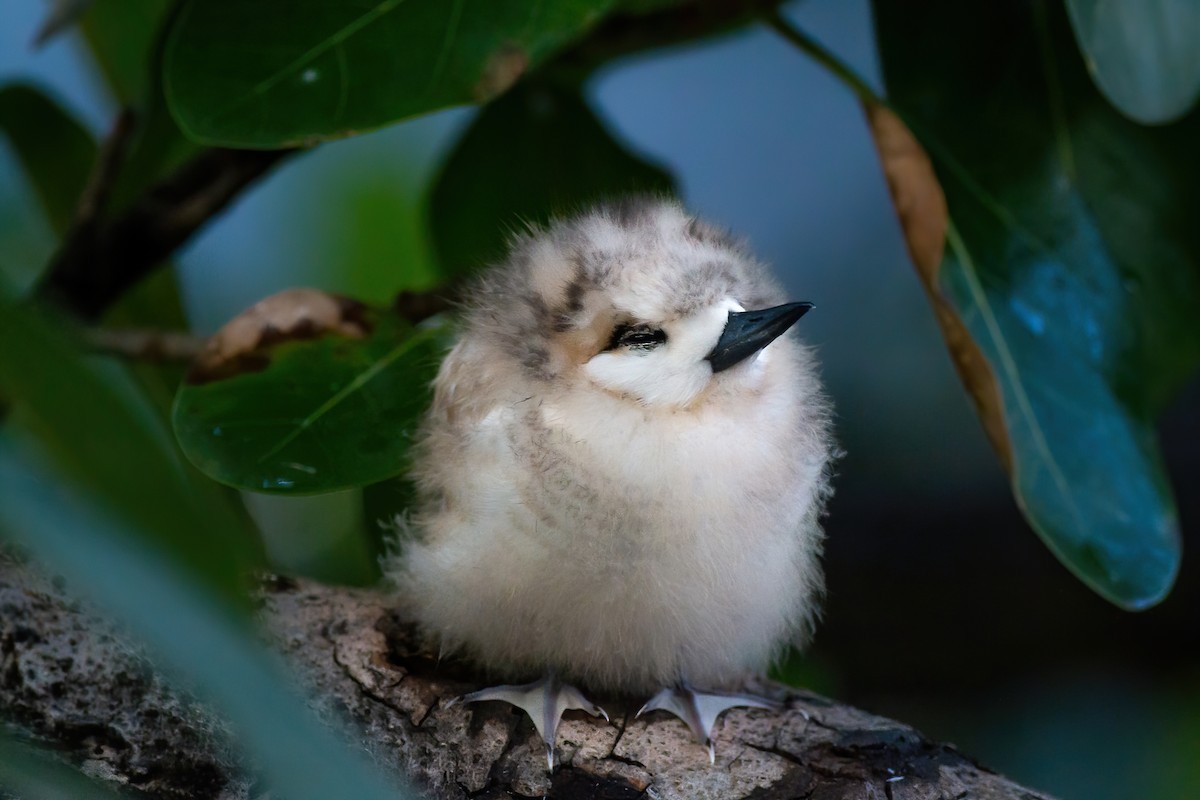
[762,8,885,105]
[80,282,458,366]
[82,327,207,363]
[33,110,138,318]
[74,109,137,227]
[36,147,294,321]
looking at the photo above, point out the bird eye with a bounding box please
[607,324,667,352]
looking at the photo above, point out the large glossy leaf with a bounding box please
[430,80,675,275]
[1066,0,1200,124]
[0,83,95,236]
[0,448,408,800]
[163,0,616,148]
[0,300,259,599]
[872,0,1199,608]
[174,296,452,494]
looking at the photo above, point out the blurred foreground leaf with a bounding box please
[0,732,128,799]
[872,0,1198,608]
[0,83,95,236]
[1065,0,1200,124]
[244,489,379,586]
[430,80,675,275]
[314,164,441,300]
[0,301,258,599]
[174,291,452,494]
[0,450,408,800]
[163,0,616,147]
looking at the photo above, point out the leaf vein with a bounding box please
[198,0,404,128]
[946,221,1086,535]
[256,330,426,465]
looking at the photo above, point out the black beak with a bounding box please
[706,302,813,373]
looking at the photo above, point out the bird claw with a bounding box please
[452,675,608,770]
[637,684,779,763]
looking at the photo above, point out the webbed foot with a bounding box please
[637,684,779,763]
[450,674,609,770]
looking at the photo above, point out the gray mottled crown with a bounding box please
[459,197,787,381]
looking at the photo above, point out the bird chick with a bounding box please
[392,198,834,766]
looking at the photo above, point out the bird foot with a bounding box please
[637,684,780,764]
[449,675,609,770]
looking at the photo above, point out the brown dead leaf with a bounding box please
[864,102,1012,470]
[187,288,370,385]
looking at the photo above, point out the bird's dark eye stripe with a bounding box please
[606,323,667,351]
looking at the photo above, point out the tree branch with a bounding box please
[36,147,293,321]
[82,327,207,362]
[0,558,1055,800]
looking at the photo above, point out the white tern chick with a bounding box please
[393,198,834,767]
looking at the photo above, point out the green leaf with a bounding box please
[872,0,1198,608]
[173,307,452,494]
[1065,0,1200,124]
[0,449,409,800]
[0,300,259,600]
[429,81,675,275]
[0,83,96,235]
[162,0,617,147]
[245,489,381,585]
[314,165,441,299]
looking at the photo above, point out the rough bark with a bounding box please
[0,559,1053,800]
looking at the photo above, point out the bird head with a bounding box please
[455,198,813,411]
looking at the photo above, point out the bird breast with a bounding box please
[401,337,828,691]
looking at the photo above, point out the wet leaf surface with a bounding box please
[873,0,1199,608]
[174,293,453,493]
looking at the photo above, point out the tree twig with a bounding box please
[74,109,137,227]
[36,148,294,321]
[82,327,207,363]
[762,8,884,104]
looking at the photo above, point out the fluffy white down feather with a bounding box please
[389,198,834,694]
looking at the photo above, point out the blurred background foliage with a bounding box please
[1,0,1198,798]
